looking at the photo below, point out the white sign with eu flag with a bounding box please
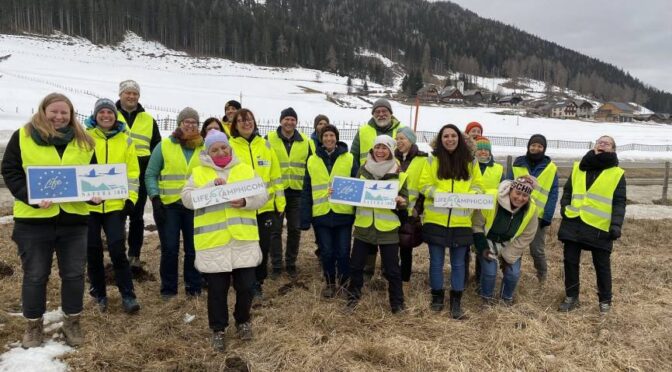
[27,164,128,204]
[329,176,399,209]
[433,193,495,209]
[190,177,267,209]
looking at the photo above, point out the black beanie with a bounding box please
[280,107,298,122]
[225,100,241,110]
[320,124,339,142]
[528,134,547,151]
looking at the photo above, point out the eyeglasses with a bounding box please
[596,140,613,146]
[182,120,198,127]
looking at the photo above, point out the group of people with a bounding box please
[1,85,627,352]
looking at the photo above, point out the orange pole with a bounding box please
[413,96,420,131]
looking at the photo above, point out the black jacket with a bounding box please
[557,150,626,251]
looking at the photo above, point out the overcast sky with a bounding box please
[445,0,672,93]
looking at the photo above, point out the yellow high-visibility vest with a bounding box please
[513,162,557,218]
[192,164,260,251]
[87,127,140,213]
[230,135,286,213]
[404,155,430,215]
[357,120,403,165]
[14,127,93,218]
[267,130,311,191]
[354,173,407,231]
[419,158,483,228]
[564,162,624,232]
[480,163,503,192]
[306,152,355,217]
[482,196,538,238]
[158,139,203,204]
[117,111,154,157]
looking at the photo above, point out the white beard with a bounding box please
[374,118,391,128]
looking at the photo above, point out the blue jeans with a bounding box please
[480,256,522,300]
[160,203,201,296]
[12,223,88,318]
[428,244,468,291]
[314,224,352,285]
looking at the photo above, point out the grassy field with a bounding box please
[1,218,671,371]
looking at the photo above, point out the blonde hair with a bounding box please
[24,93,94,149]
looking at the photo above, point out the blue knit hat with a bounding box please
[205,129,229,149]
[397,127,417,145]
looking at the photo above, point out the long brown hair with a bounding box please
[432,124,473,180]
[25,93,94,149]
[230,108,259,138]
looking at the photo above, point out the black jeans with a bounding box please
[12,222,88,318]
[272,193,301,269]
[563,240,612,303]
[127,163,148,259]
[348,239,404,307]
[87,211,135,299]
[255,211,279,284]
[204,268,255,332]
[399,246,413,282]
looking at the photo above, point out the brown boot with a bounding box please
[22,317,44,348]
[62,313,84,347]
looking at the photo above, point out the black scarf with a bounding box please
[31,126,75,146]
[579,150,619,171]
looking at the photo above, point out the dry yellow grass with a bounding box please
[1,218,671,371]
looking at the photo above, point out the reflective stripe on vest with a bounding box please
[230,136,286,214]
[158,139,203,204]
[480,163,503,192]
[267,131,310,190]
[512,162,557,218]
[14,127,93,218]
[306,152,355,217]
[353,173,407,231]
[422,159,479,228]
[192,164,260,251]
[117,111,154,157]
[564,162,624,232]
[358,123,402,165]
[404,155,429,214]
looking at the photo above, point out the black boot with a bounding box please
[449,290,466,320]
[430,289,445,311]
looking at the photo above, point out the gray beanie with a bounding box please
[371,98,392,114]
[119,79,140,95]
[177,107,200,124]
[93,98,117,118]
[397,127,417,145]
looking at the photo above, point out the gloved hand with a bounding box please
[539,218,551,229]
[609,226,621,240]
[123,200,135,217]
[151,197,166,226]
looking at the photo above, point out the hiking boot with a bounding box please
[270,268,282,280]
[558,296,580,312]
[22,317,44,349]
[500,297,514,307]
[449,290,466,320]
[599,302,611,314]
[122,297,141,314]
[481,297,497,309]
[430,289,445,312]
[391,303,406,314]
[236,322,253,341]
[321,283,336,299]
[128,256,141,269]
[95,297,108,313]
[211,331,226,352]
[252,282,264,308]
[62,313,83,347]
[286,266,298,279]
[161,294,176,302]
[537,272,547,285]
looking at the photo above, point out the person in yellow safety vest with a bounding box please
[84,98,141,314]
[506,134,558,284]
[394,127,429,283]
[1,93,97,348]
[300,124,358,298]
[352,98,405,279]
[266,107,313,279]
[308,114,331,262]
[472,176,539,307]
[181,129,268,352]
[145,107,204,300]
[470,135,504,291]
[229,108,286,304]
[200,117,225,138]
[115,79,162,271]
[419,124,484,319]
[346,135,408,314]
[221,99,241,137]
[557,136,626,315]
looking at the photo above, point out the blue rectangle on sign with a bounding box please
[28,167,79,199]
[330,177,364,203]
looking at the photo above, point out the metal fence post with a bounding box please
[663,161,670,201]
[506,155,513,176]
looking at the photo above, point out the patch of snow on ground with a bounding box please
[0,341,72,372]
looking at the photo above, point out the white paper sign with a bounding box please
[329,176,399,209]
[27,164,128,204]
[191,177,266,209]
[433,193,495,209]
